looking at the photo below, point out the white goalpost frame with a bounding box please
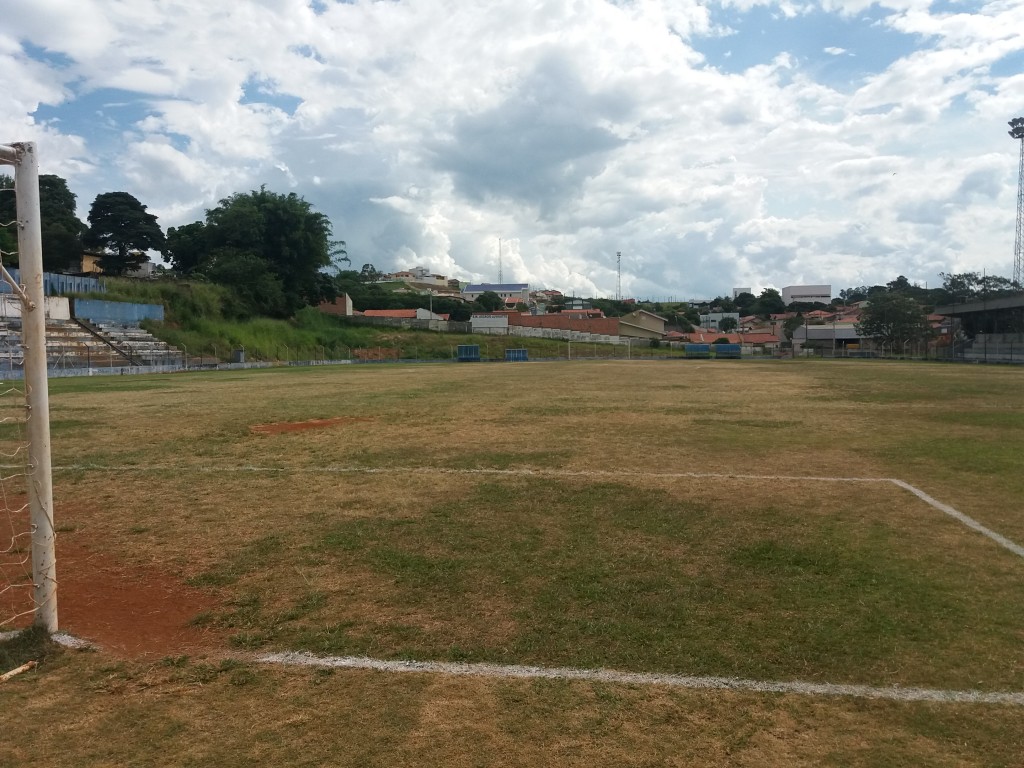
[0,141,57,633]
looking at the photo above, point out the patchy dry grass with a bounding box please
[3,359,1024,764]
[1,645,1022,767]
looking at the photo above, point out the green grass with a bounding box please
[168,476,1023,690]
[6,358,1024,765]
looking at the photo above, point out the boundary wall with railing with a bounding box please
[0,268,104,297]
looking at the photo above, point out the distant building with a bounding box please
[463,283,531,304]
[362,308,446,321]
[389,267,448,287]
[782,285,831,306]
[563,297,591,310]
[733,287,751,298]
[318,294,354,316]
[618,309,668,339]
[700,312,740,330]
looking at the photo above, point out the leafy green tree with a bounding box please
[749,288,786,317]
[710,295,737,312]
[0,173,87,271]
[733,291,756,313]
[939,271,1018,303]
[204,187,334,317]
[39,175,87,271]
[719,316,738,332]
[886,275,913,293]
[782,315,804,341]
[328,240,349,272]
[855,293,931,347]
[546,295,566,313]
[839,286,868,304]
[206,249,289,318]
[164,221,208,275]
[359,263,381,283]
[476,290,504,312]
[85,191,165,275]
[0,175,19,262]
[589,297,636,317]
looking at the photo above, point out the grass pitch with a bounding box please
[4,358,1024,766]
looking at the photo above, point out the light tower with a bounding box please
[1010,117,1024,287]
[615,251,621,301]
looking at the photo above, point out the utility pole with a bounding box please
[498,237,503,284]
[1010,117,1024,286]
[616,251,621,301]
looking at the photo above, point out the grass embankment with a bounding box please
[4,360,1024,765]
[91,278,665,362]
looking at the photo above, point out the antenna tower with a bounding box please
[1011,117,1024,287]
[616,251,621,300]
[498,237,503,284]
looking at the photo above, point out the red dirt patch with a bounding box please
[53,537,227,659]
[5,534,227,658]
[250,416,375,435]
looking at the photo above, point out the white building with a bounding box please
[463,283,531,304]
[782,285,831,306]
[699,312,741,330]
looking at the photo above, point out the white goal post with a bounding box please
[0,142,57,633]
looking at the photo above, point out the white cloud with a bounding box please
[3,0,1024,298]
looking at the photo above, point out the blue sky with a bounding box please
[2,0,1023,300]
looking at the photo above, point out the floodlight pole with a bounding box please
[3,142,57,632]
[1010,117,1024,287]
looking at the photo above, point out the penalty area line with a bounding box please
[42,464,1024,560]
[889,479,1024,559]
[258,652,1024,706]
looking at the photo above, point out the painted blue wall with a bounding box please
[71,298,163,324]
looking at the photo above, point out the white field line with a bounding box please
[42,464,1024,560]
[47,463,891,484]
[4,627,1023,706]
[889,479,1024,559]
[259,651,1024,706]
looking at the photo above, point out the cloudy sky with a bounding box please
[3,0,1023,300]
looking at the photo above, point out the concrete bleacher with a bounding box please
[69,319,182,368]
[0,319,183,371]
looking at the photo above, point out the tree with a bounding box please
[719,316,738,332]
[748,288,785,317]
[782,315,804,341]
[206,249,289,318]
[733,291,756,313]
[204,187,334,317]
[85,191,165,275]
[164,221,209,275]
[359,263,381,283]
[0,173,87,271]
[0,175,17,262]
[839,286,868,304]
[328,240,350,274]
[710,295,736,313]
[38,175,89,272]
[939,271,1018,303]
[855,293,931,348]
[476,290,504,312]
[886,275,913,294]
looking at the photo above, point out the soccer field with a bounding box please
[3,359,1024,766]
